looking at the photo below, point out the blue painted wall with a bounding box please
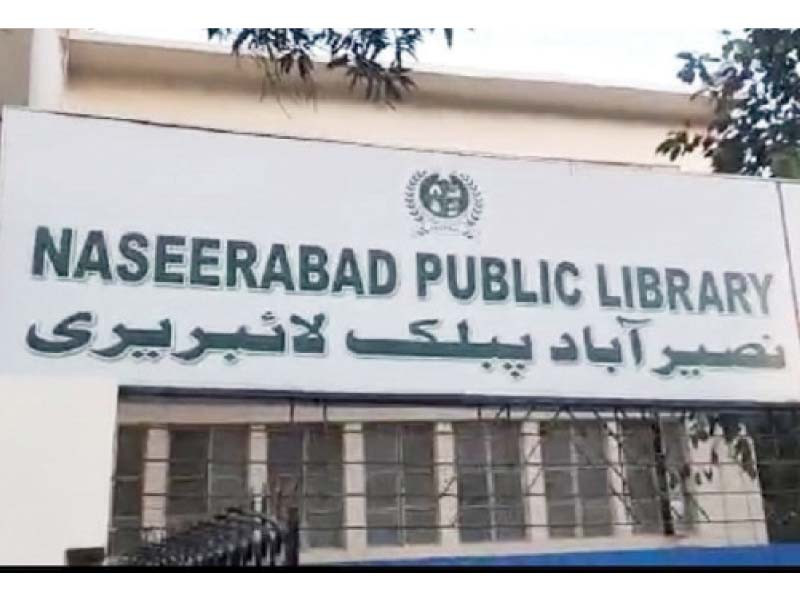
[350,543,800,567]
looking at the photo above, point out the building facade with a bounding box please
[1,30,798,567]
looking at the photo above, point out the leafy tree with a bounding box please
[657,29,800,177]
[657,30,800,539]
[208,28,453,104]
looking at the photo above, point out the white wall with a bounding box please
[0,376,117,565]
[62,77,710,171]
[1,30,713,171]
[61,31,712,172]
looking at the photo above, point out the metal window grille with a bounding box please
[750,409,800,541]
[109,426,146,556]
[266,424,345,549]
[541,421,613,538]
[619,419,694,535]
[453,421,526,542]
[364,422,438,546]
[108,400,800,562]
[166,426,249,532]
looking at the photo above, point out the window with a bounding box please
[621,420,691,534]
[109,426,145,555]
[166,427,249,531]
[541,421,613,538]
[267,424,344,548]
[454,421,525,542]
[364,423,438,546]
[752,412,800,542]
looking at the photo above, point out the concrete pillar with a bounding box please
[343,422,367,551]
[714,436,769,545]
[248,425,267,512]
[141,426,169,540]
[692,436,729,544]
[27,29,67,110]
[435,422,460,546]
[606,420,635,537]
[0,29,33,107]
[521,420,548,542]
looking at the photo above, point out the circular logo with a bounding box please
[419,173,470,219]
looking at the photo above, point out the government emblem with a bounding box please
[405,171,483,238]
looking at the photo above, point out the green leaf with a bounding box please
[213,28,457,106]
[771,148,800,179]
[444,29,454,48]
[658,29,800,176]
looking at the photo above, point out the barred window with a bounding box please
[621,420,691,534]
[267,424,344,548]
[541,421,613,538]
[364,423,438,546]
[166,427,249,531]
[109,426,145,555]
[754,412,800,542]
[454,421,525,542]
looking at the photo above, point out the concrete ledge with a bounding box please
[66,30,713,123]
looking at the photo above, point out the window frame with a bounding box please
[266,424,345,549]
[109,425,146,555]
[620,419,693,535]
[541,420,614,539]
[363,422,439,547]
[454,420,526,543]
[166,425,250,529]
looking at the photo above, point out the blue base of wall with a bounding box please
[351,543,800,567]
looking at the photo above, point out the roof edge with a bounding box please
[65,30,713,123]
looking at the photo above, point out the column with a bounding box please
[248,425,267,512]
[343,422,367,552]
[435,422,460,547]
[521,420,549,542]
[691,435,729,544]
[141,426,169,541]
[715,434,769,545]
[606,421,634,538]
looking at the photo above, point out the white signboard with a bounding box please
[1,108,799,403]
